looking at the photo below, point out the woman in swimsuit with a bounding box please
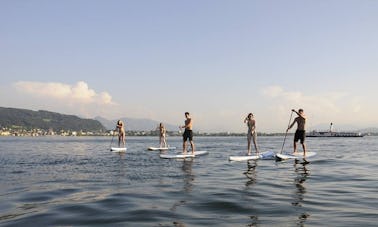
[116,120,126,147]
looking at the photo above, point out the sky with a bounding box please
[1,0,378,132]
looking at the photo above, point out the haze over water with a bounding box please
[0,136,376,226]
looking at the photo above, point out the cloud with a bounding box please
[9,81,118,119]
[261,85,348,110]
[260,85,366,128]
[14,81,114,105]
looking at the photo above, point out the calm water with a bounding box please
[0,136,377,226]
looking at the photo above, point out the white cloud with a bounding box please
[14,81,114,105]
[260,85,368,129]
[10,81,117,119]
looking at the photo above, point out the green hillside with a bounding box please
[0,107,106,132]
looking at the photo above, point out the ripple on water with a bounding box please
[1,136,378,226]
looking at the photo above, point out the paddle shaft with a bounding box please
[280,111,294,154]
[109,132,115,150]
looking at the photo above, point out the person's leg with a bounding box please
[253,132,259,154]
[190,141,195,154]
[183,140,187,153]
[293,141,297,153]
[183,131,187,153]
[163,136,167,147]
[189,131,194,154]
[293,131,299,153]
[302,142,306,155]
[299,131,306,155]
[247,134,252,155]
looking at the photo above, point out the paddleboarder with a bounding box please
[287,109,307,155]
[157,122,167,148]
[116,120,126,147]
[180,112,195,155]
[244,113,259,155]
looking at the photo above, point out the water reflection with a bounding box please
[244,160,258,187]
[181,159,194,193]
[170,159,194,215]
[293,160,310,226]
[114,153,127,185]
[247,215,259,227]
[172,221,186,227]
[243,161,259,226]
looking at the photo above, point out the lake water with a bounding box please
[0,136,377,226]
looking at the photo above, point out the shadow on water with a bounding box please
[293,159,311,226]
[169,158,194,226]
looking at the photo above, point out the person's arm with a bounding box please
[292,109,306,119]
[292,109,299,115]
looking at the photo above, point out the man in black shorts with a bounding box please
[180,112,195,154]
[287,109,307,155]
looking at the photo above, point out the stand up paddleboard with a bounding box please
[110,147,127,152]
[148,146,176,151]
[229,151,276,161]
[276,151,316,160]
[160,150,208,159]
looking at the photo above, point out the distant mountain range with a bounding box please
[0,107,178,132]
[2,107,377,134]
[0,107,105,131]
[95,116,178,131]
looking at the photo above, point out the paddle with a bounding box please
[109,131,115,150]
[280,110,294,154]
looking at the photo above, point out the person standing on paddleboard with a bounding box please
[157,122,167,148]
[116,120,126,148]
[244,113,259,155]
[287,109,307,155]
[180,112,195,155]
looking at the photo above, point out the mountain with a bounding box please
[95,116,178,131]
[0,107,106,131]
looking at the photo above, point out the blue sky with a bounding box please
[1,0,377,132]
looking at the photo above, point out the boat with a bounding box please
[306,123,364,137]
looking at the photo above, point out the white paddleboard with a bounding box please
[110,147,127,152]
[160,150,208,159]
[148,146,176,151]
[229,151,276,161]
[229,155,259,161]
[276,151,316,160]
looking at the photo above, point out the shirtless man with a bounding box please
[244,113,259,155]
[180,112,195,154]
[116,120,126,147]
[287,109,306,155]
[157,122,167,148]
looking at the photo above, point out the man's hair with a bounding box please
[298,109,304,113]
[185,112,189,115]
